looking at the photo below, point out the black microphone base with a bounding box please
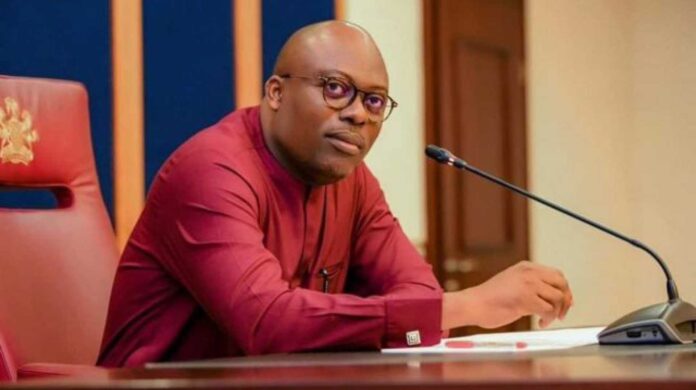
[598,299,696,344]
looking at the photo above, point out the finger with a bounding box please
[550,276,573,320]
[529,294,555,318]
[560,287,574,319]
[536,266,571,294]
[534,266,574,318]
[536,282,565,320]
[532,297,556,328]
[516,261,569,292]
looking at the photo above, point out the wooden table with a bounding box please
[9,343,696,389]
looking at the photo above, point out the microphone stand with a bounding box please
[426,144,696,344]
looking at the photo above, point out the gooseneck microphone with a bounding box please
[426,144,696,345]
[425,145,679,300]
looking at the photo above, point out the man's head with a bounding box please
[260,21,393,186]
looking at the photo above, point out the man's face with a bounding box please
[266,32,390,185]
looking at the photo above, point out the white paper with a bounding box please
[382,326,604,354]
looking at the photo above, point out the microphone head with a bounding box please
[425,144,451,164]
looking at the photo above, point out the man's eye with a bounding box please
[324,80,351,98]
[364,94,386,111]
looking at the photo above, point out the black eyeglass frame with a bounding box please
[279,74,399,122]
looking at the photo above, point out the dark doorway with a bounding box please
[424,0,530,335]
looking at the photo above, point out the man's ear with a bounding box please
[264,76,283,110]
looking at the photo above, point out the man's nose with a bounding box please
[338,94,368,126]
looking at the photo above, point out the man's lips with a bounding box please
[325,131,365,156]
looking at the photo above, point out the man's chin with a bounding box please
[310,162,356,186]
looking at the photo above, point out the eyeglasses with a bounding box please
[279,74,398,122]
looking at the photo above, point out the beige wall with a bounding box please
[527,0,640,326]
[630,0,696,311]
[528,0,696,327]
[346,0,696,327]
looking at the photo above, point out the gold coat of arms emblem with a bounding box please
[0,97,39,165]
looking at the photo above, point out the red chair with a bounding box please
[0,329,16,381]
[0,75,119,380]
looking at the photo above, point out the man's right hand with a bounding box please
[441,261,573,331]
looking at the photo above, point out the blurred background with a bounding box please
[1,0,694,333]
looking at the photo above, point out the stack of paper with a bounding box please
[382,326,604,354]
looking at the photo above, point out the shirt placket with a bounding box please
[291,186,325,289]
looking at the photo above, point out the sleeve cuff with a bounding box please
[383,294,442,348]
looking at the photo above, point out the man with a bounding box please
[98,21,572,367]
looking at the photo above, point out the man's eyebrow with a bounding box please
[319,69,388,93]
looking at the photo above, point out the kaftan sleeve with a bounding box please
[346,164,444,348]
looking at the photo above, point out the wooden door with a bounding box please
[424,0,529,334]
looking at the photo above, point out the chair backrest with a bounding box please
[0,75,119,375]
